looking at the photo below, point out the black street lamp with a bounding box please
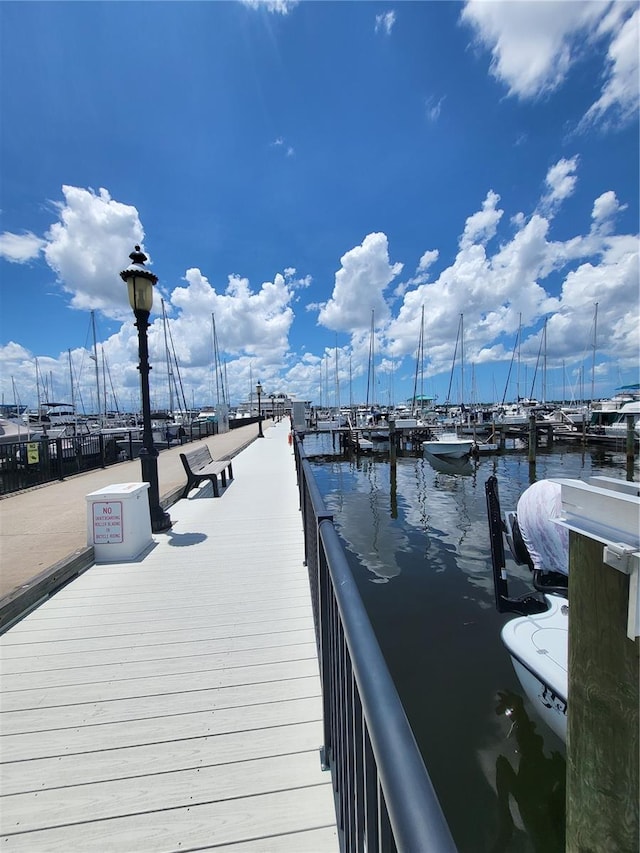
[256,382,264,437]
[269,393,275,422]
[120,246,172,532]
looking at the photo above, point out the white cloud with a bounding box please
[316,233,403,333]
[272,137,295,156]
[43,186,145,317]
[583,8,640,128]
[242,0,298,14]
[375,10,396,36]
[169,267,296,366]
[460,190,503,249]
[418,249,439,272]
[461,1,637,127]
[540,156,579,214]
[0,231,45,263]
[425,95,445,123]
[591,190,627,235]
[386,161,638,380]
[2,170,637,409]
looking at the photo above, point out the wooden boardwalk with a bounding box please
[0,421,338,851]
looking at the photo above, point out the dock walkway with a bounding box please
[0,420,338,851]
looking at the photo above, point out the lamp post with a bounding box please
[269,393,276,423]
[256,382,264,437]
[120,246,172,532]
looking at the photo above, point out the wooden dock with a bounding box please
[0,421,338,851]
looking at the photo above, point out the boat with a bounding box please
[422,432,475,459]
[485,475,569,742]
[485,474,640,743]
[601,400,640,441]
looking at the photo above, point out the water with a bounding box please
[304,434,638,853]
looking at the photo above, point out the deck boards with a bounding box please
[0,421,338,851]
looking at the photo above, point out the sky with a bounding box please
[0,0,638,415]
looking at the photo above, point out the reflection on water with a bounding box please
[324,456,411,582]
[306,432,638,852]
[490,692,566,853]
[424,450,475,476]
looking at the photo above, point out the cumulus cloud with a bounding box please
[375,10,396,36]
[0,231,45,263]
[461,0,638,127]
[385,160,638,381]
[43,186,145,316]
[316,233,403,333]
[169,267,295,367]
[460,190,503,249]
[1,170,637,410]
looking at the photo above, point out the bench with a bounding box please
[179,445,234,499]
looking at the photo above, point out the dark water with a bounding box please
[305,435,639,853]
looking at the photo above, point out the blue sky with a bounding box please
[1,0,638,413]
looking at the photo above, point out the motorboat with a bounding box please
[602,401,640,440]
[485,475,569,742]
[422,432,475,459]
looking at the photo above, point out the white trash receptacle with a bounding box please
[86,482,152,563]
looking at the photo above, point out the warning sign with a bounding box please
[27,442,40,464]
[92,500,123,544]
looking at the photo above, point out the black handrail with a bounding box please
[294,433,457,852]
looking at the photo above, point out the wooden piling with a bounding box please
[389,420,397,463]
[528,414,537,465]
[627,414,636,468]
[566,531,639,852]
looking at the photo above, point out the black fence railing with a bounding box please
[293,434,457,852]
[0,417,263,497]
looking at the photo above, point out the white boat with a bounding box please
[602,401,640,440]
[486,475,569,742]
[422,433,475,459]
[501,593,568,742]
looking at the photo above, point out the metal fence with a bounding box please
[293,434,457,852]
[0,417,262,497]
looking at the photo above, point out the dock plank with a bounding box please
[0,422,338,850]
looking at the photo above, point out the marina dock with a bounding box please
[0,420,339,851]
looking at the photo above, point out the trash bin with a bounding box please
[86,482,152,563]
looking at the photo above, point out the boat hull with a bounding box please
[501,594,568,742]
[422,437,474,459]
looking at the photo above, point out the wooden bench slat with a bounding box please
[180,446,234,499]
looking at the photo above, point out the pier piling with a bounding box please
[561,479,640,853]
[528,414,537,465]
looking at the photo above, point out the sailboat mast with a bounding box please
[420,305,425,412]
[101,348,108,418]
[543,318,547,404]
[517,313,521,401]
[460,313,464,408]
[591,302,598,403]
[162,300,173,414]
[90,311,101,422]
[365,310,375,409]
[334,335,340,413]
[210,314,219,406]
[34,357,42,417]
